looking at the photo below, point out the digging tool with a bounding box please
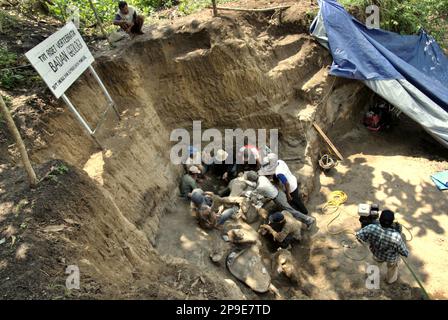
[402,257,431,300]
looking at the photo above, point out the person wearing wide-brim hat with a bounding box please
[209,149,237,181]
[244,171,315,229]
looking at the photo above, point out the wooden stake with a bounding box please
[312,123,344,161]
[88,0,108,40]
[211,0,218,17]
[0,96,38,187]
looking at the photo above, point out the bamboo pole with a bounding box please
[208,5,291,13]
[0,96,38,187]
[88,0,108,40]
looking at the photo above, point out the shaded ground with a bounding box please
[0,161,101,299]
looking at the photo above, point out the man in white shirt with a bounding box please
[113,1,144,35]
[245,171,315,228]
[259,153,309,215]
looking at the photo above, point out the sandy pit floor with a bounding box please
[304,118,448,300]
[154,197,263,299]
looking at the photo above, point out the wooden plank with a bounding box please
[312,123,344,160]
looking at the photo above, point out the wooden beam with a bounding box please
[312,123,344,161]
[207,5,291,13]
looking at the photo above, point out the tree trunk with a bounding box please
[88,0,108,40]
[0,96,38,187]
[211,0,218,17]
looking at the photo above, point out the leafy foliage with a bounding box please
[341,0,448,48]
[0,47,41,90]
[46,0,232,33]
[0,48,22,89]
[47,0,174,27]
[0,9,18,33]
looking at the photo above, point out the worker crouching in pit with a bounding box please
[259,211,302,250]
[179,165,200,199]
[208,149,237,184]
[113,1,145,36]
[356,210,409,284]
[190,189,248,230]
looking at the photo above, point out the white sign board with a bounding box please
[25,22,94,98]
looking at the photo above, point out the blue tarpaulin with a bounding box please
[431,171,448,191]
[310,0,448,147]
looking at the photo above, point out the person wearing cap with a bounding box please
[179,165,201,199]
[209,149,236,181]
[190,189,240,229]
[356,210,409,284]
[259,153,309,215]
[259,211,302,249]
[244,171,315,228]
[184,146,205,174]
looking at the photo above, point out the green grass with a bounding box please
[0,10,18,33]
[0,48,17,68]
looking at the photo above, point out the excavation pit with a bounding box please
[1,3,448,300]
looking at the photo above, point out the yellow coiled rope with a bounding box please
[320,191,367,261]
